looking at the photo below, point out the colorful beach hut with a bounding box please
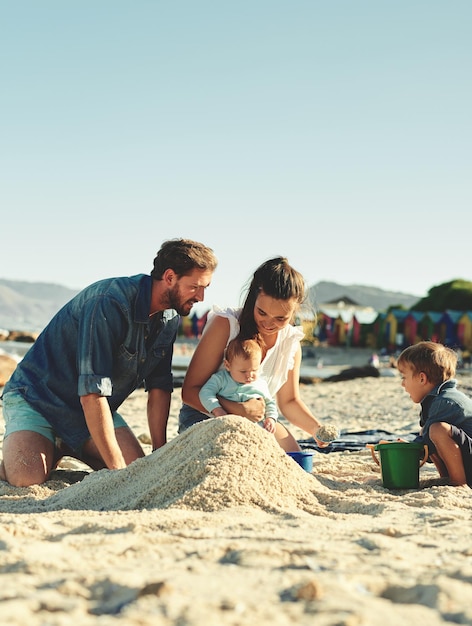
[332,310,354,346]
[179,315,194,338]
[370,312,387,350]
[419,312,443,343]
[196,311,209,337]
[316,307,342,345]
[384,309,409,350]
[403,311,425,346]
[351,310,378,347]
[439,310,463,347]
[457,312,472,351]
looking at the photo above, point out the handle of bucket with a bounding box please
[419,445,429,467]
[366,444,380,466]
[367,443,428,469]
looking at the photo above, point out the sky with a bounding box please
[1,1,471,316]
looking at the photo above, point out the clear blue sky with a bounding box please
[1,1,471,314]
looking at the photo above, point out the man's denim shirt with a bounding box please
[2,274,180,436]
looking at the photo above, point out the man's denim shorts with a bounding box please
[2,391,127,448]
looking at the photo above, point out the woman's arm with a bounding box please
[181,315,231,413]
[275,345,324,437]
[219,396,265,423]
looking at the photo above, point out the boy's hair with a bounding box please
[397,341,457,385]
[225,337,263,363]
[151,238,218,280]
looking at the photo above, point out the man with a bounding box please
[0,238,217,486]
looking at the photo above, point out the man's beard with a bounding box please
[167,284,194,316]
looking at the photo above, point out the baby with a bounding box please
[199,336,278,433]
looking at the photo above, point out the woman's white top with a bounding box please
[205,306,305,398]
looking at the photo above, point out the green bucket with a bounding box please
[369,442,428,489]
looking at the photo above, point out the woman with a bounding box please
[179,257,327,452]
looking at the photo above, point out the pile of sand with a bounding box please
[1,417,326,516]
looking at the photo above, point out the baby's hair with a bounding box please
[225,336,263,363]
[397,341,457,385]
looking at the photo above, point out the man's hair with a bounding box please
[151,238,218,280]
[225,337,263,363]
[397,341,457,385]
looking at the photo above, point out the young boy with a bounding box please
[199,337,278,434]
[397,341,472,487]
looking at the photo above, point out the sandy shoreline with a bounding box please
[1,358,472,625]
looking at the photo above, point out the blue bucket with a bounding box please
[287,451,313,472]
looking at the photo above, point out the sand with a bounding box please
[1,361,472,625]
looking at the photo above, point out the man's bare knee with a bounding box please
[2,432,55,487]
[0,461,7,482]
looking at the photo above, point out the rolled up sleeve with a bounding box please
[78,375,113,396]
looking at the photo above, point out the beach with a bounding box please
[1,350,472,625]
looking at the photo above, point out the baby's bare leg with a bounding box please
[429,422,467,486]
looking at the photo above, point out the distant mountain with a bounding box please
[0,279,79,331]
[308,281,421,312]
[0,278,422,332]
